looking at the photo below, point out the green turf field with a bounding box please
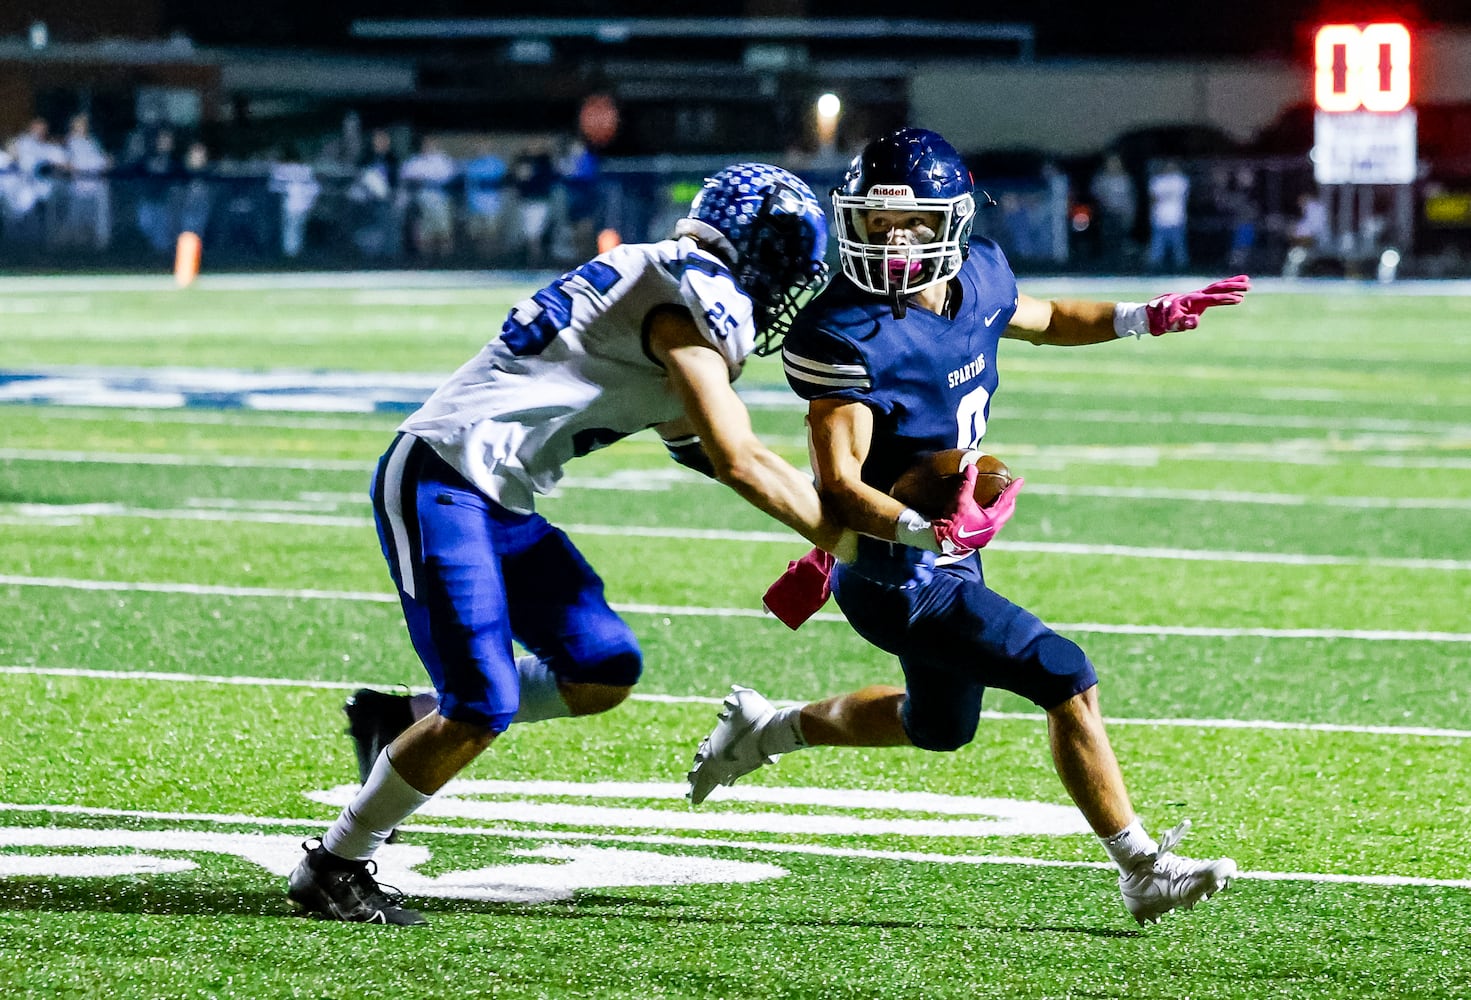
[1,275,1468,999]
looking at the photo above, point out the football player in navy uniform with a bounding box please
[289,163,849,925]
[687,129,1251,926]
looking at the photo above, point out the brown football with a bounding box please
[889,449,1013,518]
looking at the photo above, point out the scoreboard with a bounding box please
[1312,23,1417,185]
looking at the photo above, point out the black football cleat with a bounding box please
[343,688,415,785]
[287,840,425,926]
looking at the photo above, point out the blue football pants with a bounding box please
[370,433,642,732]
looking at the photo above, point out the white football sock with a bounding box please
[757,705,808,757]
[511,655,571,724]
[1102,818,1158,870]
[322,749,431,861]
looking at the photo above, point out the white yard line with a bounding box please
[14,378,1471,433]
[0,448,368,471]
[37,409,398,431]
[1020,484,1471,511]
[0,271,536,292]
[4,664,1469,739]
[4,504,1468,571]
[3,572,1470,646]
[2,801,1467,891]
[9,435,1471,471]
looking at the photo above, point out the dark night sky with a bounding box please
[160,1,1471,59]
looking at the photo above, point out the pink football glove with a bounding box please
[1144,274,1251,335]
[931,465,1025,557]
[762,547,836,630]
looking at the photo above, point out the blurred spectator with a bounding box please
[5,118,67,248]
[999,191,1039,260]
[1216,166,1259,272]
[462,140,508,258]
[553,138,601,265]
[1283,191,1331,277]
[132,129,182,254]
[269,145,320,258]
[1146,159,1190,273]
[121,104,162,163]
[400,136,458,260]
[178,140,215,241]
[316,110,364,173]
[214,153,274,257]
[1041,160,1070,264]
[0,147,18,244]
[60,114,113,251]
[349,128,402,258]
[1089,153,1137,269]
[510,140,556,268]
[1290,192,1330,251]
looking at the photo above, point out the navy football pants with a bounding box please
[831,557,1097,752]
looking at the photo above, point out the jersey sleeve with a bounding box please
[673,247,757,376]
[781,323,884,410]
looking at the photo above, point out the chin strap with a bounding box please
[889,287,908,320]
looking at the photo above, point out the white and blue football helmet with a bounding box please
[832,128,977,299]
[676,162,830,355]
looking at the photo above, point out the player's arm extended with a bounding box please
[1003,294,1118,346]
[1006,276,1251,346]
[648,307,848,554]
[805,396,914,542]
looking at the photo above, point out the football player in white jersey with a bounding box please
[288,163,844,925]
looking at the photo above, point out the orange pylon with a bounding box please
[174,231,202,287]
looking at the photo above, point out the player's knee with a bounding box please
[901,703,978,753]
[564,612,643,682]
[570,644,643,687]
[1030,635,1098,709]
[562,681,633,716]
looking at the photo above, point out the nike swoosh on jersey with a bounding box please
[956,525,991,539]
[983,308,1003,327]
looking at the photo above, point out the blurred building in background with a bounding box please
[3,2,1471,276]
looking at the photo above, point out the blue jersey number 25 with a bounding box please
[500,260,621,356]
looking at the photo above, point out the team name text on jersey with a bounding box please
[947,353,987,388]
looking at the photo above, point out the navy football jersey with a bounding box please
[782,238,1019,581]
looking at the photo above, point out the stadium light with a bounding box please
[815,92,841,152]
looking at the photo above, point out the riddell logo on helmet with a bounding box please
[867,185,915,198]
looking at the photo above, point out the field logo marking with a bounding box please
[306,779,1095,839]
[0,826,785,904]
[0,781,1091,902]
[5,801,1471,892]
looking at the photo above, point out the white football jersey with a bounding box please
[400,236,756,513]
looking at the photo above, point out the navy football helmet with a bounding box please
[832,128,976,299]
[676,162,830,355]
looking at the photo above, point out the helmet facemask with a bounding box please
[736,186,831,354]
[833,187,976,298]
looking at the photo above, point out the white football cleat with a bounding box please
[1119,819,1237,926]
[687,685,779,806]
